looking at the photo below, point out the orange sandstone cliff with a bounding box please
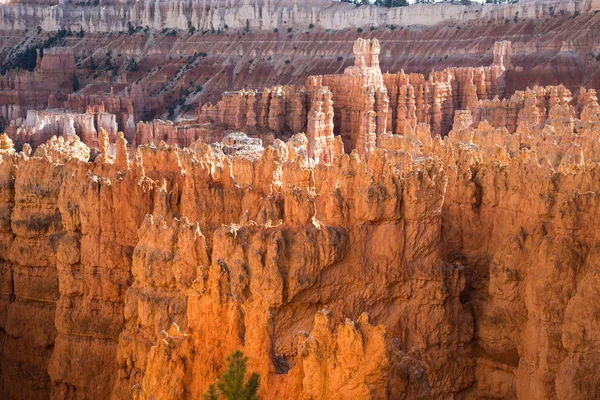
[2,2,600,400]
[2,79,600,398]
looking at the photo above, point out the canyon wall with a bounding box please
[1,4,600,399]
[198,38,511,159]
[2,82,600,398]
[0,47,75,130]
[2,0,600,130]
[6,38,512,160]
[0,0,598,33]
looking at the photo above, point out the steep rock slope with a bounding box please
[1,0,600,128]
[2,85,600,398]
[1,1,600,399]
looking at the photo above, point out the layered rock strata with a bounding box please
[6,109,118,150]
[2,85,600,398]
[200,38,512,158]
[12,38,512,161]
[0,0,595,33]
[2,3,600,136]
[198,86,307,135]
[0,47,76,130]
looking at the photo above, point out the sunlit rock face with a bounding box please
[2,3,600,400]
[201,37,513,159]
[3,81,600,399]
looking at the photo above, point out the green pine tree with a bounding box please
[203,384,219,400]
[203,350,260,400]
[218,350,259,400]
[242,372,260,400]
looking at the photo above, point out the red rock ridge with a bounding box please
[2,82,600,397]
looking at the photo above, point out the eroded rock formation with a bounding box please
[0,47,76,130]
[2,8,600,400]
[2,81,600,399]
[0,0,592,33]
[198,86,307,135]
[200,37,511,159]
[1,0,600,137]
[6,109,117,149]
[8,37,512,162]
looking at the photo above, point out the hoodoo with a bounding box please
[1,1,600,399]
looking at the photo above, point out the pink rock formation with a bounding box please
[0,47,76,129]
[3,92,600,398]
[3,19,600,400]
[199,86,307,135]
[311,38,389,158]
[493,40,513,70]
[134,119,208,148]
[200,38,511,161]
[62,92,139,142]
[5,109,117,149]
[2,2,600,138]
[306,87,336,165]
